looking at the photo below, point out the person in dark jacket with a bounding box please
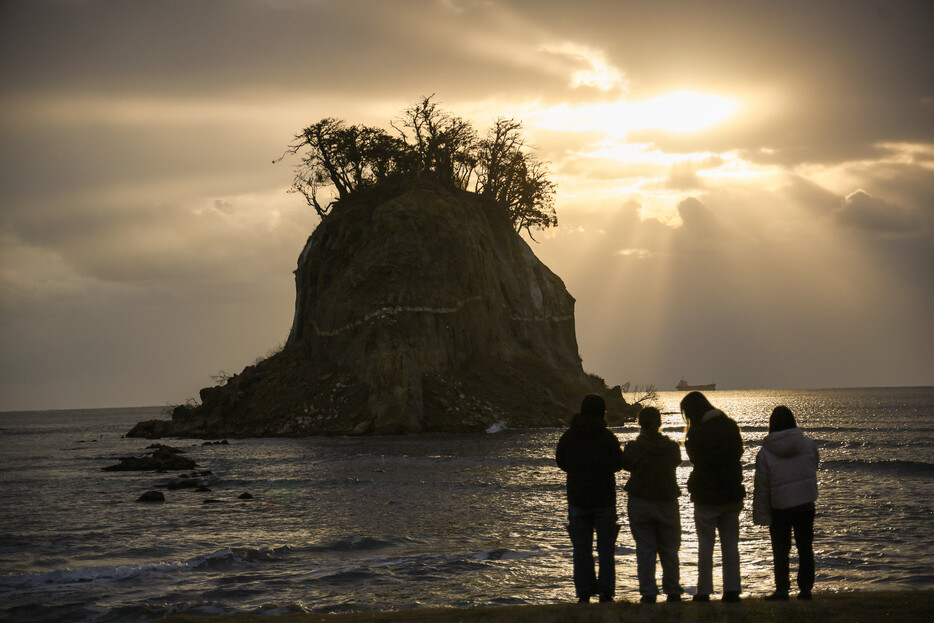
[753,405,819,601]
[681,391,745,602]
[621,406,684,603]
[555,394,625,603]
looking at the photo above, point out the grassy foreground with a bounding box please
[166,590,933,623]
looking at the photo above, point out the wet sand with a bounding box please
[165,590,933,622]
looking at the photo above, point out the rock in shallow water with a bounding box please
[136,491,165,503]
[102,447,196,472]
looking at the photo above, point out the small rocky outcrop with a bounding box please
[147,443,183,453]
[130,419,173,440]
[128,182,637,437]
[136,491,165,503]
[103,446,197,471]
[164,477,200,490]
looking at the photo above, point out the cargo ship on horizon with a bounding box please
[677,378,717,391]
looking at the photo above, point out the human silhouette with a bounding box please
[620,406,684,603]
[555,394,625,603]
[681,391,745,602]
[753,405,820,600]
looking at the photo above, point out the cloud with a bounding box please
[666,160,705,190]
[213,199,235,214]
[6,192,317,289]
[833,189,926,235]
[615,248,652,259]
[783,176,842,217]
[539,42,627,92]
[675,197,719,234]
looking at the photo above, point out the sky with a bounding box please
[1,0,933,411]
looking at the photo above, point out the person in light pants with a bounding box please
[621,406,684,603]
[681,391,745,602]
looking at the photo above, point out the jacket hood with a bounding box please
[570,412,606,431]
[635,430,673,454]
[763,427,808,458]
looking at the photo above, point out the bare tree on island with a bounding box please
[278,118,409,219]
[280,95,557,238]
[392,95,478,190]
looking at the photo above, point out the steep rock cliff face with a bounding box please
[128,183,631,438]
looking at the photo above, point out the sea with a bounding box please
[1,387,933,622]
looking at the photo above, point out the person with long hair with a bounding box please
[753,405,820,600]
[556,394,625,603]
[680,391,745,602]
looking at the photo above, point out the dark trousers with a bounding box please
[769,502,815,593]
[568,505,620,598]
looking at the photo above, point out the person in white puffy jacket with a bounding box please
[753,405,820,601]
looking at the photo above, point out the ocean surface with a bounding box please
[1,387,933,621]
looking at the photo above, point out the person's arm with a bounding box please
[667,439,683,468]
[619,441,632,472]
[555,434,569,472]
[728,421,744,462]
[610,435,627,472]
[752,450,771,526]
[684,431,699,463]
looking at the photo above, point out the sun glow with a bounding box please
[530,91,738,138]
[630,91,738,133]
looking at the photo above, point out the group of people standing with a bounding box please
[555,391,819,604]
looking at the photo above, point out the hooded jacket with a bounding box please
[621,430,682,501]
[555,413,625,508]
[752,427,819,525]
[684,409,745,505]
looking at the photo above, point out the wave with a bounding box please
[0,546,291,590]
[306,536,421,552]
[806,426,920,433]
[814,439,917,450]
[822,459,934,476]
[469,548,539,561]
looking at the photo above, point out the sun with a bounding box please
[530,91,738,139]
[629,91,739,133]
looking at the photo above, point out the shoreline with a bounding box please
[165,590,934,622]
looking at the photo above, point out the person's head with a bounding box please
[769,405,797,433]
[638,406,662,432]
[580,394,606,420]
[680,391,715,427]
